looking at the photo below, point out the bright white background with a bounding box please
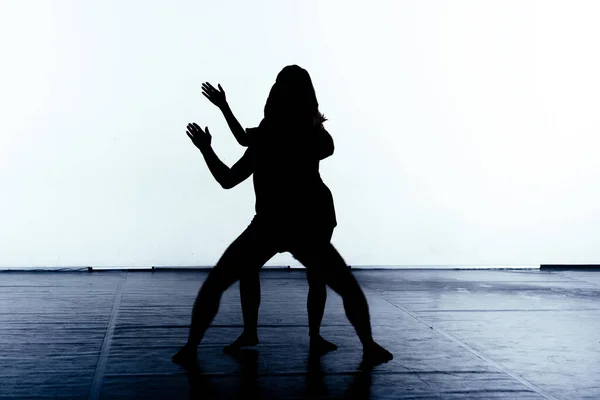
[1,0,599,268]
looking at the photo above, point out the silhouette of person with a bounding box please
[173,65,393,369]
[200,81,337,355]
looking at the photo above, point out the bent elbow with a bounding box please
[220,179,233,190]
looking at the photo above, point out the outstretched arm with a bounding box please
[220,146,253,189]
[202,82,250,147]
[220,103,251,147]
[186,123,253,189]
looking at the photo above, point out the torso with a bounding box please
[249,121,337,231]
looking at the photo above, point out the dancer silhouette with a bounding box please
[173,65,393,369]
[201,81,337,355]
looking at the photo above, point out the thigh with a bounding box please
[290,241,357,296]
[304,229,332,286]
[306,266,324,288]
[207,218,279,290]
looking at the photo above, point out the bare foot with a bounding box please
[360,342,393,369]
[309,335,338,355]
[172,344,198,369]
[223,331,259,354]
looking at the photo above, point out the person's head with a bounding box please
[263,65,326,127]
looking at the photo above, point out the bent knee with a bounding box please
[324,271,360,295]
[308,281,327,297]
[203,269,237,293]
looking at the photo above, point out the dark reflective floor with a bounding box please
[1,269,599,399]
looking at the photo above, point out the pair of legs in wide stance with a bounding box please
[173,216,393,368]
[224,224,338,355]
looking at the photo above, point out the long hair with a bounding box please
[263,65,327,129]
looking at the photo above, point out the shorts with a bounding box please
[247,214,334,254]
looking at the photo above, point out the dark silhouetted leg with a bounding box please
[223,273,261,352]
[173,221,277,367]
[307,268,337,354]
[291,242,392,367]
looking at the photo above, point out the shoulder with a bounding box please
[245,126,262,146]
[246,127,260,137]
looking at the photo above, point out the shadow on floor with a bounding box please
[185,348,372,400]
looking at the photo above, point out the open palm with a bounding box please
[186,122,212,150]
[201,82,227,109]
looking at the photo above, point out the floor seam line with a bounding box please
[551,270,600,288]
[361,284,560,400]
[88,272,127,400]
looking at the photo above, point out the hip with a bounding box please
[248,214,334,253]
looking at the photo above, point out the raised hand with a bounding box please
[201,82,227,109]
[186,123,212,150]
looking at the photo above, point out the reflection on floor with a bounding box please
[1,269,599,399]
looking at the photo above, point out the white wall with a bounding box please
[1,0,599,268]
